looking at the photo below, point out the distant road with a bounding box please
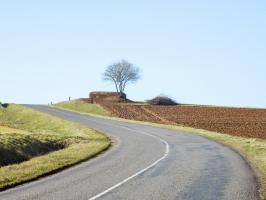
[0,105,258,200]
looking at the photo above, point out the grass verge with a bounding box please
[55,100,111,117]
[53,105,266,199]
[155,124,265,199]
[0,104,110,190]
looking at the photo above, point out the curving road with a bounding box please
[0,105,258,200]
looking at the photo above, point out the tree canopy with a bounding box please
[103,60,140,95]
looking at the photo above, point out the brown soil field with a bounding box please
[101,103,266,139]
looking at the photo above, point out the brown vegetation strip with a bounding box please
[101,103,266,139]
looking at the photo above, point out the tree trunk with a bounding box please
[114,82,119,93]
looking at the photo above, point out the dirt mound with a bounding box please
[0,103,9,108]
[86,92,127,104]
[147,96,178,105]
[100,103,266,139]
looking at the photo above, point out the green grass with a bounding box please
[55,100,111,116]
[0,104,110,190]
[53,106,266,199]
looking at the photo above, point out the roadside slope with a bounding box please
[55,100,111,117]
[54,100,265,199]
[0,104,110,190]
[0,105,258,200]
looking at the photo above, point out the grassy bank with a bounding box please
[0,104,110,190]
[117,120,266,199]
[53,104,266,199]
[156,124,266,199]
[55,100,111,117]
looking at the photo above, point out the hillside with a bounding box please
[55,100,111,116]
[53,99,266,198]
[0,104,110,190]
[55,96,266,139]
[101,103,266,139]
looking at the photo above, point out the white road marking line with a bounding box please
[88,126,170,200]
[36,107,170,200]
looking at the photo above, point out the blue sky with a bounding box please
[0,1,265,107]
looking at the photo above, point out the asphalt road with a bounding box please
[0,105,258,200]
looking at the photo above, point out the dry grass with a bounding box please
[55,100,111,117]
[0,104,110,190]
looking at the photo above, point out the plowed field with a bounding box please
[101,103,266,139]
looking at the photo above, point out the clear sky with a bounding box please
[0,0,265,107]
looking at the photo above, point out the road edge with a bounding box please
[52,105,262,199]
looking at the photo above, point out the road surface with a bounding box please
[0,105,258,200]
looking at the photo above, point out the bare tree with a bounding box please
[103,60,140,96]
